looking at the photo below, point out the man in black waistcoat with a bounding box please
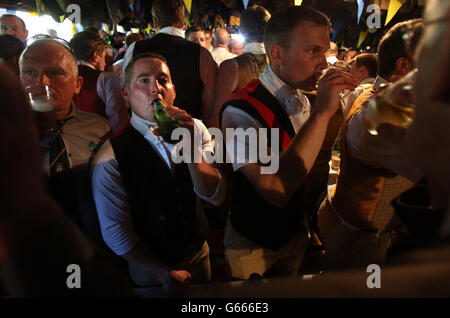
[220,6,357,280]
[122,0,217,127]
[91,53,226,296]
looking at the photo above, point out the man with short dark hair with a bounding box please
[185,25,207,48]
[123,0,217,126]
[0,34,25,75]
[318,19,425,269]
[92,53,225,295]
[342,53,378,116]
[70,31,129,132]
[221,6,356,280]
[0,14,28,42]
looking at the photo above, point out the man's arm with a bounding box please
[164,107,226,206]
[223,68,356,207]
[98,72,130,132]
[199,47,218,127]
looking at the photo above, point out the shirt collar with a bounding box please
[360,77,376,85]
[212,46,227,53]
[373,76,390,92]
[243,42,265,55]
[61,104,81,124]
[259,65,310,116]
[326,56,338,65]
[130,112,157,137]
[158,26,184,38]
[77,60,96,70]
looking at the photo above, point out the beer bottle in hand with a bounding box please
[153,99,181,144]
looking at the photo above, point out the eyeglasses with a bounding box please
[25,34,76,57]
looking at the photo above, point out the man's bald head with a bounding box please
[214,28,230,46]
[20,39,78,76]
[19,39,83,120]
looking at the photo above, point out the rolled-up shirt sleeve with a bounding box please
[191,119,226,205]
[346,110,424,182]
[91,141,139,256]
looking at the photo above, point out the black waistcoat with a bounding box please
[221,80,307,251]
[133,33,203,119]
[110,126,205,265]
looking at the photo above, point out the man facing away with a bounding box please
[211,28,237,66]
[91,53,226,295]
[220,6,356,280]
[212,5,271,128]
[70,31,129,132]
[317,20,425,270]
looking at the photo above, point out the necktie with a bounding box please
[49,120,70,176]
[47,120,78,220]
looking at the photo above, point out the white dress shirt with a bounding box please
[345,76,424,182]
[221,65,311,171]
[91,113,225,255]
[211,47,237,66]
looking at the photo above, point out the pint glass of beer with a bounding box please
[25,85,56,140]
[362,69,418,136]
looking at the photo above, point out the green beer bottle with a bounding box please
[153,99,181,144]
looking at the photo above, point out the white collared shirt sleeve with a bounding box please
[221,105,266,172]
[97,72,130,132]
[190,119,226,205]
[346,110,424,182]
[91,140,140,256]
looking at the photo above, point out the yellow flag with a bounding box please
[36,0,45,13]
[295,0,303,5]
[385,0,406,26]
[60,15,65,23]
[357,31,368,48]
[183,0,192,15]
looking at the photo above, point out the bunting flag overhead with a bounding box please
[385,0,406,26]
[183,0,192,15]
[357,0,364,24]
[295,0,303,6]
[357,31,368,48]
[243,0,249,9]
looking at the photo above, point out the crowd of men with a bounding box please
[0,0,449,297]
